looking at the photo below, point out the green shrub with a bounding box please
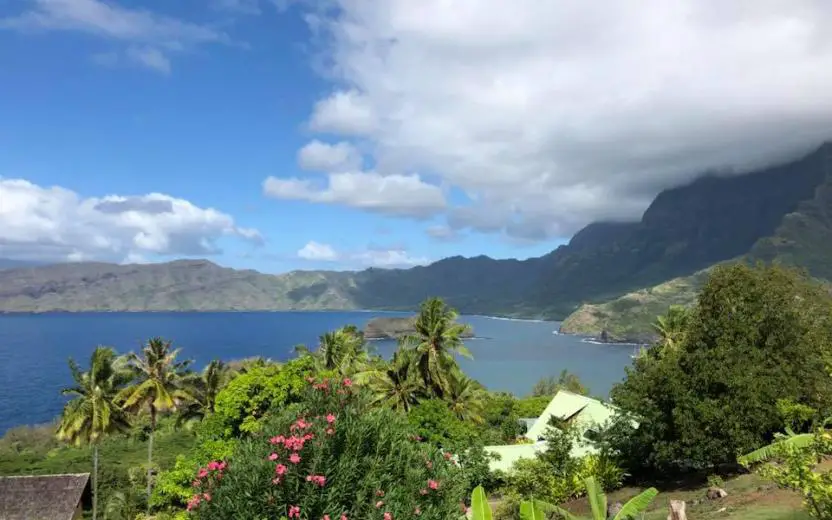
[189,377,468,520]
[408,399,480,448]
[212,357,316,437]
[577,453,624,492]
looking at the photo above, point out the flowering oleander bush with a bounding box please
[188,377,468,519]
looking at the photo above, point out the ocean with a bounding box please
[0,312,634,434]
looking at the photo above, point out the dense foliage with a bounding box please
[610,263,832,474]
[189,377,468,520]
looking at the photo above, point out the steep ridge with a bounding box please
[1,143,831,316]
[561,143,832,340]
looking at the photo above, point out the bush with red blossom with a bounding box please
[188,377,467,520]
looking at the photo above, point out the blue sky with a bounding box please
[2,0,831,274]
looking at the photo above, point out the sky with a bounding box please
[2,1,832,274]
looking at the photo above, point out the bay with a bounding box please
[0,312,633,434]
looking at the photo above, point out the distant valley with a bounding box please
[2,142,832,342]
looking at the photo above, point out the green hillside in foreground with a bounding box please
[1,143,831,321]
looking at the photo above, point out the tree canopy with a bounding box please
[610,263,832,473]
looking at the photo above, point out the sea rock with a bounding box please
[363,316,475,340]
[706,487,728,500]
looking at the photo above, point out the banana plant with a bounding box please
[738,428,816,466]
[470,485,493,520]
[540,477,658,520]
[469,477,657,520]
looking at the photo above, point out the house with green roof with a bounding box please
[484,390,622,473]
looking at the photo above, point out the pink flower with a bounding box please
[202,493,211,502]
[384,513,392,520]
[326,413,336,424]
[425,461,433,469]
[268,453,278,461]
[376,490,385,497]
[375,501,384,509]
[323,516,331,520]
[191,480,200,487]
[270,435,285,445]
[275,464,288,475]
[326,427,335,435]
[289,453,301,464]
[414,507,421,516]
[207,461,218,471]
[341,515,348,520]
[303,432,315,441]
[186,495,201,511]
[218,461,227,471]
[443,452,453,460]
[272,477,282,485]
[428,479,440,490]
[306,474,326,487]
[197,468,209,478]
[306,376,315,383]
[343,378,352,387]
[419,489,428,495]
[288,505,301,518]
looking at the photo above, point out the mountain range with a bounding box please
[2,142,831,341]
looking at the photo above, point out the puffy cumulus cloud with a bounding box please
[309,90,377,136]
[263,171,445,218]
[297,0,832,239]
[295,241,428,268]
[0,0,233,72]
[297,140,362,172]
[297,240,339,261]
[0,178,262,263]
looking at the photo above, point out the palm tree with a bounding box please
[57,346,131,520]
[406,298,473,398]
[652,305,689,352]
[445,369,486,424]
[296,325,370,377]
[355,348,423,412]
[177,359,231,427]
[116,337,194,506]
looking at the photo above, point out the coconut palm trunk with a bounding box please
[147,405,156,507]
[92,444,99,520]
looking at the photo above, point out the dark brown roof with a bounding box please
[0,473,90,520]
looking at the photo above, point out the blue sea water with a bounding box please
[0,312,634,434]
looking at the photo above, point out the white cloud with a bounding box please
[297,140,361,172]
[126,45,171,74]
[0,178,262,263]
[309,90,377,135]
[353,248,429,268]
[0,0,232,72]
[263,171,445,218]
[296,241,429,268]
[297,241,339,261]
[296,0,832,239]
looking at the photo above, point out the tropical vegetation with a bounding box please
[3,261,832,519]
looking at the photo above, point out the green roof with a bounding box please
[524,390,616,442]
[484,391,621,472]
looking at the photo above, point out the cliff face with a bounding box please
[560,143,832,340]
[2,143,831,319]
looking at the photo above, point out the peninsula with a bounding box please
[363,316,475,340]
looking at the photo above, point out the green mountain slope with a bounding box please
[561,144,832,341]
[0,260,359,312]
[2,143,831,317]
